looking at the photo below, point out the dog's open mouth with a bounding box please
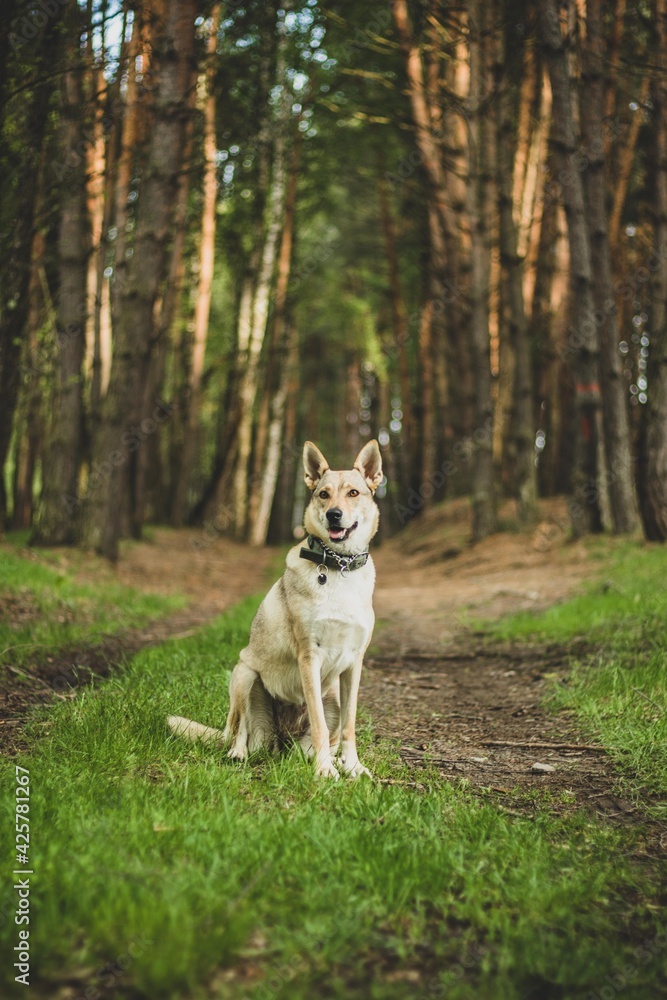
[328,521,358,543]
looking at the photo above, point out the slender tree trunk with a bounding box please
[12,229,47,529]
[376,151,414,487]
[0,25,55,531]
[79,0,196,560]
[538,0,602,536]
[250,320,298,547]
[172,4,221,525]
[637,0,667,540]
[248,134,300,541]
[467,0,496,540]
[32,43,89,545]
[232,12,290,538]
[497,0,539,523]
[581,0,639,533]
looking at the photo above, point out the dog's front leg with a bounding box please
[298,652,339,779]
[339,658,371,779]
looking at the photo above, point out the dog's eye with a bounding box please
[348,489,359,497]
[319,490,329,499]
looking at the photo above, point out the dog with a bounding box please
[168,439,383,779]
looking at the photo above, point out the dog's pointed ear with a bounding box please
[354,439,383,492]
[303,441,330,491]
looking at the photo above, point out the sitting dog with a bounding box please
[168,439,383,779]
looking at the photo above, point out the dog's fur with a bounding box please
[167,439,382,779]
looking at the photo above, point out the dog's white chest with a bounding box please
[307,574,373,674]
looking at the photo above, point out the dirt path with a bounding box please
[366,499,639,822]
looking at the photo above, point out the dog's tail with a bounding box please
[166,715,226,747]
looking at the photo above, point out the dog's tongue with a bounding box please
[328,527,346,541]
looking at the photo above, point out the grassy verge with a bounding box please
[0,540,182,668]
[1,578,666,999]
[491,541,667,811]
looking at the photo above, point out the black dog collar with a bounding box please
[299,534,369,584]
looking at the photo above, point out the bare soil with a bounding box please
[366,498,653,826]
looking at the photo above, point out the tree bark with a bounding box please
[581,0,639,534]
[467,0,496,540]
[376,149,414,488]
[496,0,539,523]
[0,17,56,532]
[232,10,290,538]
[79,0,196,560]
[32,48,90,545]
[172,4,221,525]
[538,0,603,536]
[637,0,667,540]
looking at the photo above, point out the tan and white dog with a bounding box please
[168,439,383,779]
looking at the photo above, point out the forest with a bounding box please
[1,0,666,561]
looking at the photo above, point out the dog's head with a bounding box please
[302,440,383,553]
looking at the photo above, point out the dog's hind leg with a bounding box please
[224,658,273,760]
[247,673,275,754]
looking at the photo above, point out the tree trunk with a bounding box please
[538,0,603,536]
[581,0,639,534]
[250,320,298,547]
[79,0,196,560]
[231,12,290,538]
[376,150,414,488]
[497,0,539,523]
[467,0,496,540]
[0,24,55,532]
[172,4,221,525]
[32,34,89,545]
[637,0,667,540]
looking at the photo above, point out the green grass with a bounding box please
[1,578,666,999]
[0,541,182,668]
[491,541,667,809]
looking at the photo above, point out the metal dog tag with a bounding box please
[317,564,328,585]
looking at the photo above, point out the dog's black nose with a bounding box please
[326,507,343,525]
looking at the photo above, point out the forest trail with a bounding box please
[2,497,628,821]
[365,497,636,820]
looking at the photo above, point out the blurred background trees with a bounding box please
[0,0,664,558]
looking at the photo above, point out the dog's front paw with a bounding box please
[314,757,340,780]
[227,745,248,762]
[339,753,372,780]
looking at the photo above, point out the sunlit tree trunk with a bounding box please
[539,0,602,537]
[79,0,196,560]
[232,12,290,538]
[376,151,414,488]
[497,0,539,523]
[32,39,89,545]
[248,135,299,543]
[581,0,639,534]
[467,0,496,540]
[637,0,667,540]
[172,5,221,525]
